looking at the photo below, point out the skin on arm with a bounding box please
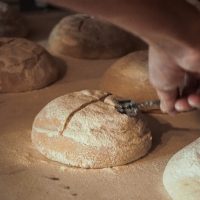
[45,0,200,114]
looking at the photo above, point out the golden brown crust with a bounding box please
[48,14,147,59]
[32,90,152,168]
[0,38,59,93]
[100,50,158,102]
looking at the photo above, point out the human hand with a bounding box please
[43,0,200,114]
[148,42,200,114]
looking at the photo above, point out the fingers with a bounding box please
[149,46,185,113]
[175,74,200,111]
[175,98,193,112]
[148,46,200,114]
[156,89,177,114]
[188,94,200,108]
[175,94,200,112]
[176,48,200,74]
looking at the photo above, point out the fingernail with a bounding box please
[175,104,191,112]
[175,103,184,112]
[188,95,200,109]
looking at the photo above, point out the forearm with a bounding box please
[44,0,200,113]
[45,0,200,45]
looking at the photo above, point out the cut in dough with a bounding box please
[31,90,152,169]
[48,14,147,59]
[163,137,200,200]
[0,38,59,93]
[0,1,28,37]
[100,51,158,102]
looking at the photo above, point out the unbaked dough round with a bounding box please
[100,51,158,102]
[163,137,200,200]
[48,14,147,59]
[0,1,27,37]
[0,38,59,93]
[31,90,152,168]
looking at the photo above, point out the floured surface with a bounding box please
[0,11,200,200]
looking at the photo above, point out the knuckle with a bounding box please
[180,49,200,72]
[149,67,176,91]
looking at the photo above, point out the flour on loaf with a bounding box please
[32,90,152,169]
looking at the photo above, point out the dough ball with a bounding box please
[0,1,28,37]
[31,90,152,168]
[163,137,200,200]
[0,38,59,93]
[100,51,158,102]
[48,14,147,59]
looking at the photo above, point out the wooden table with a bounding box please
[0,11,200,200]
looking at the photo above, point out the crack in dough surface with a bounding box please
[60,93,111,136]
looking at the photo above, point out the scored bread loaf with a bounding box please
[48,14,147,59]
[31,90,152,168]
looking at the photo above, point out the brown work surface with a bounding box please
[0,11,200,200]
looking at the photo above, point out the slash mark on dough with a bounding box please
[60,94,110,136]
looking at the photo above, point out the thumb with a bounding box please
[156,89,177,113]
[148,46,185,113]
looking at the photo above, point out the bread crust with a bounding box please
[32,90,152,168]
[48,14,146,59]
[0,38,59,93]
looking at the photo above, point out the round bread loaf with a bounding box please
[163,137,200,200]
[31,90,152,168]
[0,1,27,37]
[48,14,147,59]
[0,38,59,93]
[100,51,158,102]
